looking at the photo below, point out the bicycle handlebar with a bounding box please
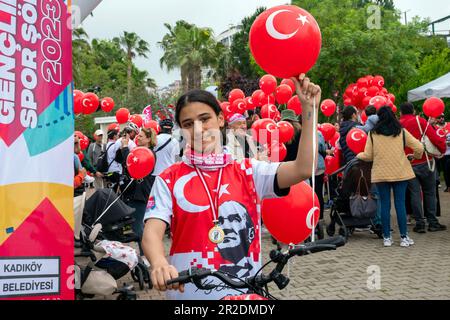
[165,236,346,290]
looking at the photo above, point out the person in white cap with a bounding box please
[87,129,105,188]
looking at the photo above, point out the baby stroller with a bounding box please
[75,189,151,299]
[326,159,382,239]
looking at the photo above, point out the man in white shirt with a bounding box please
[152,119,180,176]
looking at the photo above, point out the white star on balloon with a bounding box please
[297,14,310,26]
[133,157,139,163]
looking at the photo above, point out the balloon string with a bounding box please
[311,98,317,243]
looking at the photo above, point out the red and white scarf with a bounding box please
[183,147,233,171]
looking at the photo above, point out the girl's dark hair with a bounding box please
[175,89,222,125]
[373,106,402,137]
[342,106,357,121]
[365,106,377,117]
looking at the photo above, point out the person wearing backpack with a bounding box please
[87,129,105,188]
[400,103,447,233]
[152,119,180,176]
[357,107,424,247]
[102,129,121,190]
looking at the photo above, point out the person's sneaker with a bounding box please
[400,237,410,247]
[428,223,447,232]
[413,225,426,233]
[84,175,95,184]
[402,235,414,246]
[383,238,393,247]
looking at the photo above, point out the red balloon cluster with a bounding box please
[73,89,116,115]
[126,147,156,179]
[262,182,320,244]
[343,75,396,112]
[319,123,336,142]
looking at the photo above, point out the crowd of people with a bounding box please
[73,75,448,300]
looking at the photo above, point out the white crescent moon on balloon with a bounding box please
[351,131,362,141]
[306,207,320,230]
[174,171,210,213]
[266,9,299,40]
[82,98,90,107]
[266,123,277,133]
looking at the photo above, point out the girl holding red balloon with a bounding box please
[142,74,322,300]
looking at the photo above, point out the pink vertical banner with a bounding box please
[142,105,153,126]
[0,0,74,300]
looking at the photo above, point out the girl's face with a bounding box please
[137,130,151,147]
[178,102,224,154]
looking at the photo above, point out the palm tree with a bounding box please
[114,31,150,100]
[72,28,90,84]
[159,21,222,92]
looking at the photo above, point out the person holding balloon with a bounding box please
[142,73,322,300]
[357,107,424,247]
[120,127,158,256]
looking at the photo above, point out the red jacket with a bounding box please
[399,114,446,166]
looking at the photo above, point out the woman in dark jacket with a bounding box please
[120,127,157,256]
[339,106,360,165]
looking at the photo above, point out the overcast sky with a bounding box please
[80,0,450,87]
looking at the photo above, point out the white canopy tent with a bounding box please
[408,72,450,102]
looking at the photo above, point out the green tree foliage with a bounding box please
[159,21,224,92]
[72,28,157,134]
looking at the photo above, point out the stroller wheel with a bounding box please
[338,228,347,237]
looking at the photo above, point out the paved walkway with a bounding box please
[90,190,450,300]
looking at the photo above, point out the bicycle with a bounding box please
[163,236,346,300]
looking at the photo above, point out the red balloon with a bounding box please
[116,108,130,124]
[261,104,279,120]
[373,75,385,88]
[287,96,302,115]
[386,93,396,103]
[252,90,264,107]
[107,123,120,132]
[73,90,84,114]
[361,111,368,124]
[259,75,277,94]
[361,96,372,110]
[259,91,276,105]
[366,75,375,86]
[129,114,143,128]
[346,128,368,154]
[320,99,337,117]
[329,132,340,147]
[281,78,296,93]
[262,182,320,244]
[229,89,245,105]
[423,97,445,118]
[369,96,388,110]
[275,84,293,104]
[249,5,322,78]
[265,142,287,162]
[101,97,115,113]
[320,123,336,142]
[78,152,84,163]
[74,131,84,139]
[79,135,89,151]
[251,119,277,144]
[232,98,247,114]
[392,105,397,113]
[126,147,156,179]
[344,98,353,107]
[357,77,369,89]
[82,93,100,115]
[143,120,161,134]
[367,86,380,97]
[277,121,295,143]
[245,97,256,110]
[325,155,340,175]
